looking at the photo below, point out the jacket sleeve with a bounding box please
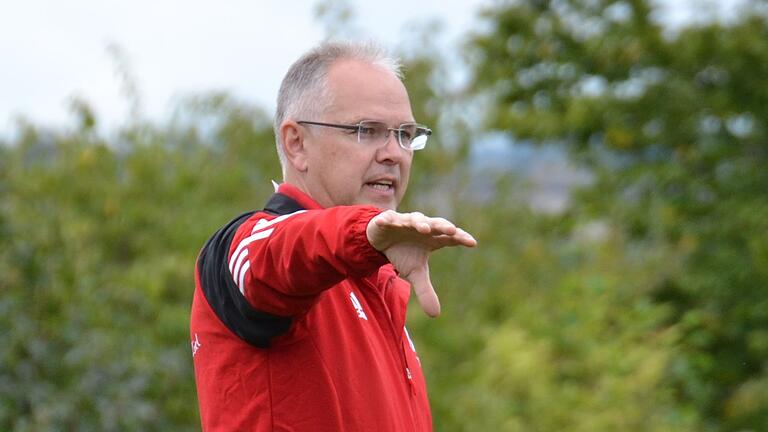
[228,205,389,317]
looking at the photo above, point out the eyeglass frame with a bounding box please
[296,120,432,151]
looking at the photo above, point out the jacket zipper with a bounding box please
[363,276,415,387]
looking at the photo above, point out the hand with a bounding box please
[366,210,477,317]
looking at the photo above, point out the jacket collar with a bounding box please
[263,183,322,215]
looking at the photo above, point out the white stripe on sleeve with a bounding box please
[229,228,275,273]
[251,210,306,234]
[237,261,251,295]
[227,209,307,293]
[229,248,248,275]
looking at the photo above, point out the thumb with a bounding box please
[405,265,441,317]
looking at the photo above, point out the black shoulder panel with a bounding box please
[197,196,301,348]
[263,192,305,216]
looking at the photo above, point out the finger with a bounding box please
[405,212,431,234]
[407,266,441,317]
[423,227,477,249]
[373,210,396,226]
[422,217,457,236]
[409,214,458,236]
[454,228,478,247]
[427,235,472,250]
[375,210,428,232]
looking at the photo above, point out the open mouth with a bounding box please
[366,180,394,192]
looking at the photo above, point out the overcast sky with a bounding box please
[0,0,743,137]
[0,0,491,136]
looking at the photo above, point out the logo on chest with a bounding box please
[191,333,201,357]
[349,291,368,320]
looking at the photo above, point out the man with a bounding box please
[190,41,476,431]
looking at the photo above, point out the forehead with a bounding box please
[324,59,414,123]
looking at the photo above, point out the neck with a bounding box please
[283,171,328,208]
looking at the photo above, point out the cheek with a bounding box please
[314,146,346,173]
[401,156,413,179]
[328,151,367,187]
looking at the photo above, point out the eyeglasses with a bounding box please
[297,120,432,150]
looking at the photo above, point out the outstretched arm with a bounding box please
[366,210,477,317]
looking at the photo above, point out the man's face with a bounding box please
[300,59,415,210]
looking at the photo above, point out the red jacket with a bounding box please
[190,183,432,431]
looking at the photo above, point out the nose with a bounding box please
[375,132,408,165]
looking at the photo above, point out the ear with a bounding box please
[280,120,309,173]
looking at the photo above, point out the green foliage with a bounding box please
[408,198,698,431]
[469,0,768,429]
[0,95,277,430]
[2,2,766,430]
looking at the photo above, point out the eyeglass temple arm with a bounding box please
[296,121,360,131]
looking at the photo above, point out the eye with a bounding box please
[358,125,377,136]
[357,121,388,141]
[399,125,418,141]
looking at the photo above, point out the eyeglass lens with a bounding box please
[358,121,428,150]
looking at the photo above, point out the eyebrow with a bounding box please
[348,118,418,126]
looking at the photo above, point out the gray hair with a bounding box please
[273,40,404,175]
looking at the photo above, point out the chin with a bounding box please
[358,197,398,211]
[371,202,397,211]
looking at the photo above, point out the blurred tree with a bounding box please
[468,0,768,429]
[0,93,276,430]
[10,1,762,430]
